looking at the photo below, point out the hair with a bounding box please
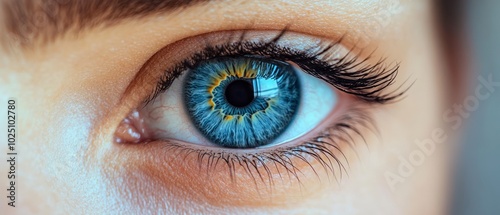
[435,0,468,103]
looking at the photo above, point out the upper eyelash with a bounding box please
[145,30,408,105]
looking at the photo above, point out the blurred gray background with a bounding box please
[453,0,500,215]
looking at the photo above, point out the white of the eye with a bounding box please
[141,65,337,147]
[262,67,336,147]
[141,73,208,144]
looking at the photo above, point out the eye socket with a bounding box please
[111,30,407,204]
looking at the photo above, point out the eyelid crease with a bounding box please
[145,29,410,106]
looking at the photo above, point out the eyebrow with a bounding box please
[1,0,213,48]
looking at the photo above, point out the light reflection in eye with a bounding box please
[253,76,279,98]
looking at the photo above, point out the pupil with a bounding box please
[224,79,254,107]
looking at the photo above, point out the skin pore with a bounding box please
[0,0,455,214]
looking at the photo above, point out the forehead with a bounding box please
[1,0,417,48]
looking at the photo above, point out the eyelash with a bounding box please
[159,108,375,187]
[146,30,404,105]
[139,30,407,187]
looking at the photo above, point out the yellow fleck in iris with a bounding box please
[224,115,233,121]
[244,69,257,78]
[207,100,215,109]
[235,62,247,77]
[208,75,226,93]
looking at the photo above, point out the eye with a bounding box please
[134,56,336,149]
[112,30,406,203]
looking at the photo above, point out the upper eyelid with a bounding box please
[142,30,408,106]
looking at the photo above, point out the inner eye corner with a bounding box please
[113,108,150,144]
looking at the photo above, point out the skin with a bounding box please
[0,0,459,214]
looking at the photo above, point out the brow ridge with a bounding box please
[1,0,214,48]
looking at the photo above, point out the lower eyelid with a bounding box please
[107,100,375,207]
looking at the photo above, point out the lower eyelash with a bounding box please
[156,106,376,189]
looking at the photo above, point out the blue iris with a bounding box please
[183,57,300,148]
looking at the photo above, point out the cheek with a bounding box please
[13,76,95,211]
[10,57,140,212]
